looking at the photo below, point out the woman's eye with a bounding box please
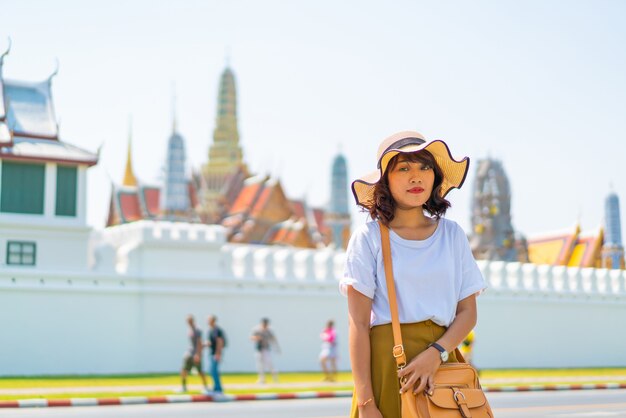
[399,165,409,171]
[421,164,432,171]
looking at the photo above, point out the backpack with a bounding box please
[211,327,227,348]
[220,328,227,348]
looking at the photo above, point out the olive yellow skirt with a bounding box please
[349,320,459,418]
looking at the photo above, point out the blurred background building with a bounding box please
[469,158,528,262]
[602,191,624,269]
[468,157,624,270]
[105,65,350,249]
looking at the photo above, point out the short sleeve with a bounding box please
[456,225,488,301]
[339,225,378,299]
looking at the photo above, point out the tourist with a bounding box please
[206,315,226,394]
[250,317,280,384]
[178,314,210,394]
[340,131,487,417]
[319,319,338,382]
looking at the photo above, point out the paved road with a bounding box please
[2,390,626,418]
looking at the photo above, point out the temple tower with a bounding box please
[602,190,625,269]
[200,66,248,222]
[203,67,247,187]
[324,152,351,249]
[123,122,137,187]
[162,102,189,216]
[469,158,525,261]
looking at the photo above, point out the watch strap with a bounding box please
[428,342,446,354]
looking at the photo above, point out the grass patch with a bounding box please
[0,372,353,389]
[1,369,625,400]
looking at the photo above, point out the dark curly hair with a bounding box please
[365,150,451,225]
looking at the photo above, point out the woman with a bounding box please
[340,131,487,418]
[319,319,338,382]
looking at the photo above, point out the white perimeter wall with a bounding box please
[0,222,625,375]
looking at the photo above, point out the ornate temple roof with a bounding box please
[263,218,311,247]
[0,135,98,166]
[527,224,580,266]
[568,228,604,268]
[527,224,606,268]
[0,46,98,166]
[3,79,58,139]
[107,181,200,227]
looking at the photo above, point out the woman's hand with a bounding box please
[397,346,441,395]
[358,402,383,418]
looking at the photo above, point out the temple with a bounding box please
[325,152,351,249]
[602,191,625,269]
[198,67,248,223]
[105,64,349,248]
[106,122,198,227]
[0,41,98,221]
[468,157,624,270]
[526,190,624,269]
[470,158,527,262]
[0,42,98,270]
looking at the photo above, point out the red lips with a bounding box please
[408,187,424,194]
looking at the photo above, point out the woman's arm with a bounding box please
[347,286,383,418]
[397,293,477,395]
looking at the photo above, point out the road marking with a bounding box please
[495,402,626,413]
[552,412,623,417]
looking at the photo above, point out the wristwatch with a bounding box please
[428,342,449,362]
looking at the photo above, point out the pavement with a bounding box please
[2,377,626,409]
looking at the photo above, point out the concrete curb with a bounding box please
[2,384,626,408]
[0,391,354,409]
[484,383,626,392]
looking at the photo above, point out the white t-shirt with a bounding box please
[340,218,487,327]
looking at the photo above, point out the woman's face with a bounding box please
[386,154,435,210]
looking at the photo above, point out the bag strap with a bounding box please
[379,223,408,369]
[379,222,466,367]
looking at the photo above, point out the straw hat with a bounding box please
[351,131,470,208]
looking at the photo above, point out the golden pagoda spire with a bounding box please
[123,117,138,187]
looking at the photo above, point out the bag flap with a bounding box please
[429,388,487,409]
[434,364,479,387]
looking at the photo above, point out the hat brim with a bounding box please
[351,139,470,208]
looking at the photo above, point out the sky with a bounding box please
[2,0,625,239]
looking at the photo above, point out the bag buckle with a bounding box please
[453,389,471,418]
[392,344,406,368]
[392,344,404,358]
[453,390,466,402]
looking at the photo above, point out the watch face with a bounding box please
[441,351,449,362]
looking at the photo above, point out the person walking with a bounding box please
[340,131,487,417]
[179,314,210,394]
[250,317,280,384]
[319,319,338,382]
[206,315,226,394]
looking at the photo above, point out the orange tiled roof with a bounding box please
[250,187,272,217]
[142,187,160,217]
[119,191,142,222]
[229,182,262,215]
[312,208,327,230]
[290,200,306,219]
